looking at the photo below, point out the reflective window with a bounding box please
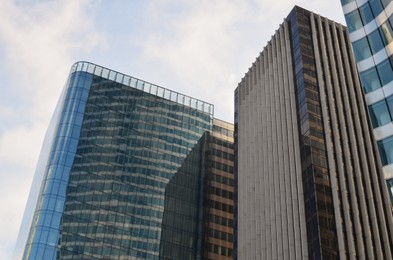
[378,135,393,165]
[377,59,393,85]
[370,0,384,16]
[345,10,363,32]
[381,0,392,8]
[369,29,385,54]
[387,178,393,205]
[353,37,372,61]
[369,100,391,127]
[380,21,393,45]
[387,95,393,115]
[359,4,374,25]
[341,0,355,5]
[360,67,381,93]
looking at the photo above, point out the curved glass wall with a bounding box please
[341,0,393,205]
[21,62,214,259]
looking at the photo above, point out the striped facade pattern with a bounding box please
[235,6,393,259]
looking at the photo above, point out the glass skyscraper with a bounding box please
[235,6,393,259]
[16,61,234,259]
[341,0,393,203]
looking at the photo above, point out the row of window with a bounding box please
[210,170,235,186]
[209,214,234,227]
[210,200,234,213]
[208,244,233,257]
[208,228,234,242]
[211,161,234,176]
[207,186,234,200]
[210,148,235,161]
[352,16,393,62]
[345,0,392,33]
[360,56,393,93]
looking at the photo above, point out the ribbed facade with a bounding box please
[341,0,393,203]
[235,6,393,259]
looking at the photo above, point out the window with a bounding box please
[359,67,381,93]
[377,59,393,85]
[345,10,363,32]
[353,37,372,61]
[381,0,392,8]
[369,29,385,54]
[370,0,384,16]
[341,0,355,5]
[380,21,393,45]
[378,135,393,165]
[369,100,391,127]
[359,4,375,25]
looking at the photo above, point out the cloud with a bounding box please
[139,0,344,122]
[0,0,103,258]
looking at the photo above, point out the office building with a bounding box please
[17,61,234,259]
[235,6,393,259]
[341,0,393,203]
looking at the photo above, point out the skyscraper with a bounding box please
[340,0,393,203]
[17,61,234,259]
[235,6,393,259]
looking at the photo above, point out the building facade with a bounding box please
[235,6,393,259]
[341,0,393,203]
[17,61,234,259]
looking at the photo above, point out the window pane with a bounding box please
[380,21,393,45]
[369,29,384,54]
[353,37,372,61]
[345,10,363,32]
[370,0,384,16]
[359,4,374,25]
[369,100,391,127]
[387,95,393,115]
[359,67,381,93]
[377,59,393,85]
[381,0,391,8]
[378,135,393,165]
[341,0,355,5]
[387,178,393,205]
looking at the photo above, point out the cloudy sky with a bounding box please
[0,0,345,258]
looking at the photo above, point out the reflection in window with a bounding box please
[380,21,393,45]
[341,0,355,5]
[359,4,374,25]
[377,59,393,85]
[345,10,363,32]
[369,100,391,127]
[387,95,393,113]
[381,0,392,8]
[353,37,372,61]
[378,135,393,165]
[360,67,381,93]
[369,29,385,54]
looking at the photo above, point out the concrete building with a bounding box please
[341,0,393,204]
[235,6,393,259]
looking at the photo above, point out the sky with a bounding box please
[0,0,345,259]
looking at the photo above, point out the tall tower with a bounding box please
[340,0,393,203]
[16,61,235,259]
[235,6,393,259]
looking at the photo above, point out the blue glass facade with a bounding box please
[21,62,214,259]
[341,0,393,204]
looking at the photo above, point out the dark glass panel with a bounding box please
[359,67,381,93]
[369,99,391,127]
